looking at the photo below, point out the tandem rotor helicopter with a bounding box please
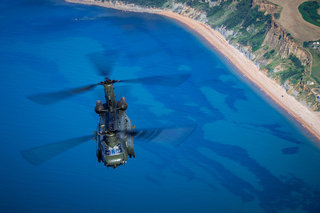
[22,51,195,168]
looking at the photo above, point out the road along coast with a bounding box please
[65,0,320,143]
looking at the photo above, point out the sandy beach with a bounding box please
[65,0,320,143]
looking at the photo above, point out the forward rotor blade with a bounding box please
[87,50,117,77]
[119,73,190,86]
[118,125,196,146]
[21,135,94,165]
[27,83,100,105]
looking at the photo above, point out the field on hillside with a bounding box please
[298,1,320,27]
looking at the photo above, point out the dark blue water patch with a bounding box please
[193,148,257,202]
[197,140,320,213]
[196,74,248,111]
[232,122,305,145]
[281,146,299,155]
[256,123,304,144]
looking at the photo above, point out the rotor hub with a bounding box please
[104,77,119,85]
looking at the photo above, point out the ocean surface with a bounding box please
[1,0,320,212]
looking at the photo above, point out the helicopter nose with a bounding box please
[105,155,124,168]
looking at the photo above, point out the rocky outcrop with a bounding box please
[263,20,311,66]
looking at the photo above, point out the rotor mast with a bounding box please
[101,78,120,131]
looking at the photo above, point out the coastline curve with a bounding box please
[65,0,320,143]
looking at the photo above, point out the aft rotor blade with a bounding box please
[27,83,100,105]
[87,50,117,77]
[21,135,94,165]
[118,125,196,146]
[119,73,190,86]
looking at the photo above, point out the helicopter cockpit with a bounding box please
[105,144,123,156]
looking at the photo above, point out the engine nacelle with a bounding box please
[95,100,105,114]
[117,97,128,111]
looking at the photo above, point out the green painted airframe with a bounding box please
[21,52,193,168]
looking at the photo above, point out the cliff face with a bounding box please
[250,0,311,68]
[168,0,311,67]
[263,20,311,66]
[168,1,310,65]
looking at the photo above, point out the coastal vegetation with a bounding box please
[298,1,320,27]
[175,0,272,52]
[263,49,275,59]
[310,49,320,82]
[210,0,271,52]
[303,40,320,83]
[202,0,319,110]
[278,54,304,85]
[170,0,313,92]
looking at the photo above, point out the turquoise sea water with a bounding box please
[1,0,320,212]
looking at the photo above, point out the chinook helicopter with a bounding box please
[22,52,195,168]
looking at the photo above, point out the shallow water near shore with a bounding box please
[1,0,320,212]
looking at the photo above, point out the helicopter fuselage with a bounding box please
[95,83,135,168]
